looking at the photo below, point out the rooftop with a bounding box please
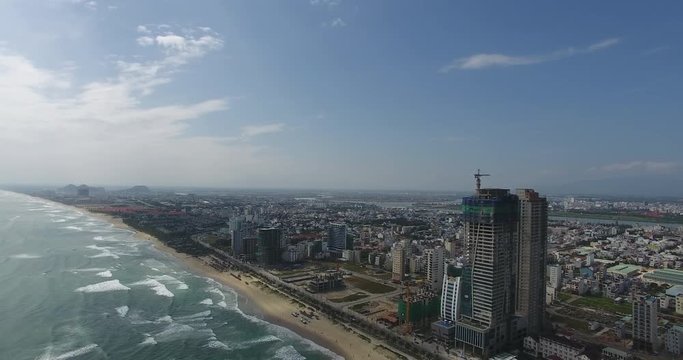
[606,264,642,276]
[643,268,683,286]
[666,284,683,297]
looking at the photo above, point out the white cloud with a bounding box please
[134,26,223,63]
[440,38,621,72]
[0,25,284,187]
[155,35,187,50]
[590,161,679,174]
[445,135,475,143]
[241,123,284,138]
[310,0,342,6]
[62,0,97,10]
[136,36,154,46]
[329,18,347,28]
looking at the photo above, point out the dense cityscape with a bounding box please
[20,179,683,360]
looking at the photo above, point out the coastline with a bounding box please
[79,208,397,360]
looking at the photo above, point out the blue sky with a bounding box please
[0,0,681,191]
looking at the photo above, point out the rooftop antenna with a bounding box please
[474,169,490,194]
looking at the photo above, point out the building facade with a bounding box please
[515,189,547,337]
[441,274,461,322]
[632,295,659,352]
[392,242,406,282]
[426,247,446,291]
[257,228,283,266]
[547,264,562,290]
[455,188,519,356]
[327,223,347,255]
[665,325,683,356]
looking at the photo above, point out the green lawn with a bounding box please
[340,262,368,274]
[329,292,369,303]
[557,292,573,302]
[573,296,632,315]
[345,276,395,294]
[550,314,592,333]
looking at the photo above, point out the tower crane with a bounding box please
[474,169,490,194]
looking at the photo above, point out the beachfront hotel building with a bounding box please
[632,295,659,352]
[327,222,347,256]
[425,246,446,291]
[256,228,283,266]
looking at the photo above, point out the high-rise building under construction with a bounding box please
[456,188,519,355]
[447,183,547,357]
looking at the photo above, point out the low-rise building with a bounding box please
[523,335,585,360]
[601,347,632,360]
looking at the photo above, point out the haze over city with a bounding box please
[0,0,681,193]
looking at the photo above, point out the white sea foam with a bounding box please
[175,311,211,322]
[71,267,107,273]
[51,219,67,223]
[199,298,213,305]
[85,244,120,259]
[37,344,99,360]
[246,335,281,346]
[96,270,113,278]
[207,287,226,301]
[63,226,83,231]
[139,335,157,346]
[141,259,168,272]
[115,306,129,317]
[274,345,307,360]
[206,340,231,351]
[93,236,105,241]
[232,307,343,359]
[217,301,228,308]
[130,279,174,297]
[155,315,173,323]
[154,323,215,342]
[10,253,42,259]
[75,280,130,293]
[150,274,188,288]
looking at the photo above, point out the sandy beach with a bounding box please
[82,209,404,360]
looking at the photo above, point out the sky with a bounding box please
[0,0,682,192]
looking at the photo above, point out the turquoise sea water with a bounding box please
[0,191,339,360]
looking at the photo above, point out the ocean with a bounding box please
[0,191,339,360]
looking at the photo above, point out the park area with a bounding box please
[572,296,632,315]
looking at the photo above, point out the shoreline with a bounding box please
[78,208,396,360]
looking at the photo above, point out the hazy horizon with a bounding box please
[1,1,682,192]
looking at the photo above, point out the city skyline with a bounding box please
[1,1,682,192]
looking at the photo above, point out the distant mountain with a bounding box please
[55,184,107,197]
[543,176,683,198]
[116,185,151,195]
[57,184,79,196]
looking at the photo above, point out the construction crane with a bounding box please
[474,169,490,194]
[401,284,413,335]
